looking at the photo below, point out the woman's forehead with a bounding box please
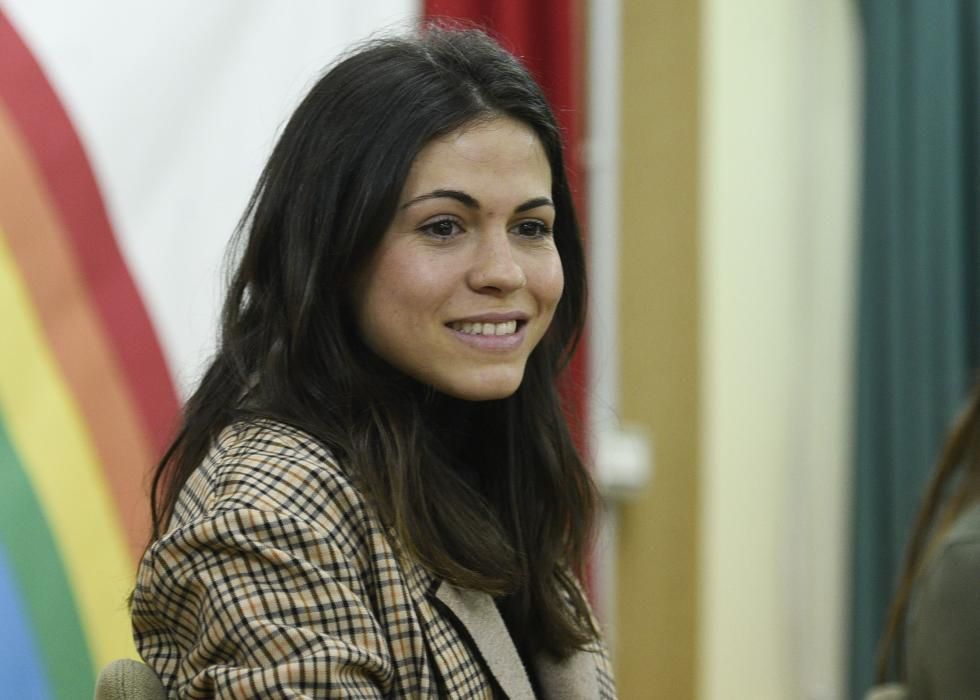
[401,117,551,199]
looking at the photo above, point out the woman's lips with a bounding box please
[445,319,527,351]
[447,319,518,336]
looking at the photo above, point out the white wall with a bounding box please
[3,0,417,397]
[699,2,861,698]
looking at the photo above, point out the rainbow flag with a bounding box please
[0,13,179,697]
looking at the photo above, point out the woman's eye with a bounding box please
[514,221,553,238]
[420,219,462,238]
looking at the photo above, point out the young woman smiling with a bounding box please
[132,26,616,698]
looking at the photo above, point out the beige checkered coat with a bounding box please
[132,420,616,698]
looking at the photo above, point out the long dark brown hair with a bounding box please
[148,25,598,658]
[875,376,980,681]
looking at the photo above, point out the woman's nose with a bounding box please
[466,229,527,294]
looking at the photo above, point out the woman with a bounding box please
[131,25,615,699]
[874,377,980,698]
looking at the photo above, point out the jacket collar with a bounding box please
[434,580,600,700]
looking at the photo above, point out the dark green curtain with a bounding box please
[851,1,979,697]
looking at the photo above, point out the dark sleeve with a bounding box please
[906,538,980,700]
[132,507,389,699]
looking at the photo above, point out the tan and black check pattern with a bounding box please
[132,420,616,698]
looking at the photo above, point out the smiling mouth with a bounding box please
[447,320,522,336]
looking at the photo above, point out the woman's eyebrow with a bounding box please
[400,190,554,213]
[401,189,478,209]
[515,196,554,213]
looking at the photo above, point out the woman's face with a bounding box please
[354,116,564,401]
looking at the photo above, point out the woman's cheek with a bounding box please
[540,254,565,310]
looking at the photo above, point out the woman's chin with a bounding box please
[429,371,524,402]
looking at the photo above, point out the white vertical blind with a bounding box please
[699,1,860,698]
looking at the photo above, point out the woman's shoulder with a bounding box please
[917,502,980,592]
[171,418,368,535]
[912,502,980,613]
[905,501,980,697]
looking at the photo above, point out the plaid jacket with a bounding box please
[132,419,617,699]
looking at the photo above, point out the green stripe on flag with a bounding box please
[0,418,94,698]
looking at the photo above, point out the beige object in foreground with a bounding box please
[94,659,165,700]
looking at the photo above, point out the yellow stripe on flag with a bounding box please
[0,228,136,669]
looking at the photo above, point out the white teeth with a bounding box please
[449,320,518,335]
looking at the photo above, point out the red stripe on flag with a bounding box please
[0,12,179,455]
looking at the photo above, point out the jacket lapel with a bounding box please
[433,581,536,700]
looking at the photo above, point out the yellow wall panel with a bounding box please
[616,0,701,697]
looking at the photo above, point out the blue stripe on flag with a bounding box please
[0,540,50,699]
